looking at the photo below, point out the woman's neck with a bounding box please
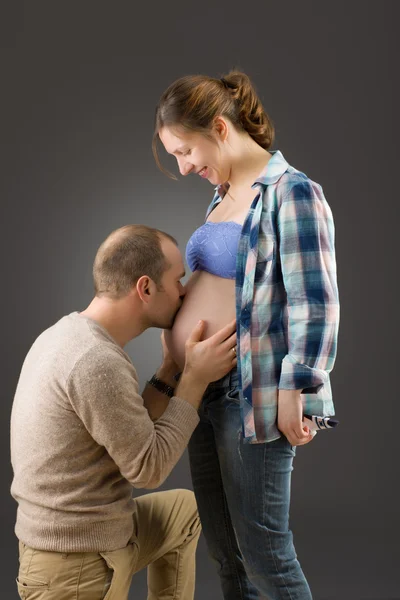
[227,138,272,192]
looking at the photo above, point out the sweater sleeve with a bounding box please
[277,176,340,393]
[66,346,199,489]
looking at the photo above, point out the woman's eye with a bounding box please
[183,150,191,156]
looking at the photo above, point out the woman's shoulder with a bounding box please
[278,163,312,187]
[274,166,323,204]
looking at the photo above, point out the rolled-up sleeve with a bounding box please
[277,176,340,393]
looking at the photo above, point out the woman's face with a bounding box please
[159,125,231,186]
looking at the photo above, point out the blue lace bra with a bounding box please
[185,221,242,279]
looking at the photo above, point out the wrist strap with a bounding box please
[147,374,175,398]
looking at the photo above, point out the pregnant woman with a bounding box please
[153,71,339,599]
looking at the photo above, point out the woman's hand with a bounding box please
[277,390,315,446]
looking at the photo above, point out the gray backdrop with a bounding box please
[1,1,398,599]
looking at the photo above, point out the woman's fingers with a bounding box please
[287,427,314,446]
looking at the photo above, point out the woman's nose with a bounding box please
[178,158,192,176]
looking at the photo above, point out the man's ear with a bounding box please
[136,275,153,303]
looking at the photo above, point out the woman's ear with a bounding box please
[213,116,229,142]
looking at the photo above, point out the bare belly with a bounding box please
[164,270,236,370]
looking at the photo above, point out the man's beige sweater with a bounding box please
[10,312,199,552]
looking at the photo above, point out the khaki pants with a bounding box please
[16,489,201,600]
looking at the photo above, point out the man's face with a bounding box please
[150,238,186,329]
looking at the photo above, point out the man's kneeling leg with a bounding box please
[132,488,201,600]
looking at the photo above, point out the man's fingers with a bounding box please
[208,319,237,345]
[187,320,205,343]
[221,331,237,353]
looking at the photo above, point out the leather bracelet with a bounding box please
[147,374,175,398]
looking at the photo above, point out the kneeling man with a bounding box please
[11,225,237,600]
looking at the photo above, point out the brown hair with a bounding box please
[153,70,275,178]
[93,225,178,299]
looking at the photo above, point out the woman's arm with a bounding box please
[276,176,340,444]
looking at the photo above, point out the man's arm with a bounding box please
[67,347,200,490]
[67,320,237,489]
[142,329,182,421]
[142,362,179,421]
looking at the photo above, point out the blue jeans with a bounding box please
[188,369,312,600]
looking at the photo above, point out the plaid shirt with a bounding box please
[206,151,339,443]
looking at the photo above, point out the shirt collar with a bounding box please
[252,150,289,186]
[214,150,289,196]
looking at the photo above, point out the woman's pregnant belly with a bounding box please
[164,270,237,370]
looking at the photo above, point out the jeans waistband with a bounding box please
[207,367,239,390]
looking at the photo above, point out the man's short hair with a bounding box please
[93,224,178,299]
